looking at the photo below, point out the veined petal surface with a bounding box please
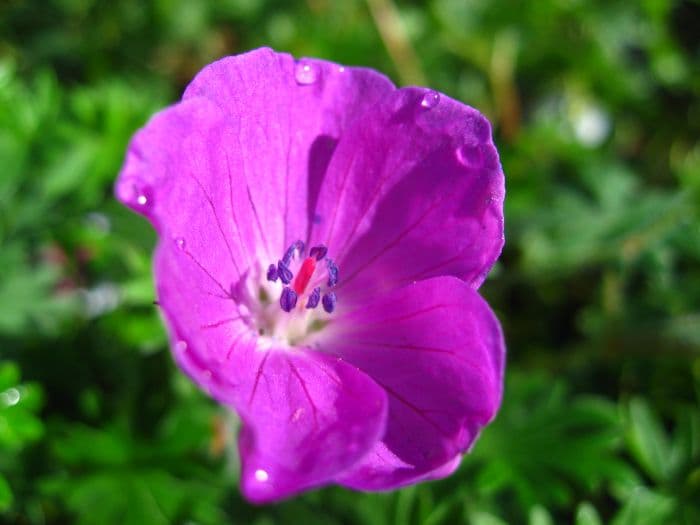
[310,88,505,305]
[324,276,505,489]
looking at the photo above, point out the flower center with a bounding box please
[235,240,339,348]
[266,240,338,314]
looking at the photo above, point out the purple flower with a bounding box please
[115,48,506,503]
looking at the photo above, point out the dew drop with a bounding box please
[472,117,491,142]
[295,61,319,85]
[134,183,154,208]
[133,183,153,208]
[238,304,251,318]
[175,340,188,353]
[254,469,269,482]
[175,237,186,250]
[1,387,20,407]
[117,179,154,209]
[420,90,440,109]
[338,65,346,73]
[455,144,482,167]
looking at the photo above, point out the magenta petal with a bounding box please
[309,88,505,304]
[117,47,395,269]
[182,47,395,246]
[115,47,396,348]
[325,276,505,489]
[155,237,388,503]
[235,349,387,503]
[116,97,262,284]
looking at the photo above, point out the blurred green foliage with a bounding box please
[1,0,699,523]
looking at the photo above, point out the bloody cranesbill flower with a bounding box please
[115,48,506,503]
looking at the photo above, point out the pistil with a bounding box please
[293,257,316,295]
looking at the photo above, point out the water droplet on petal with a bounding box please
[420,90,440,109]
[338,65,346,73]
[117,179,154,209]
[175,237,186,250]
[134,183,153,208]
[455,144,482,167]
[238,304,251,318]
[472,117,491,142]
[295,61,319,85]
[254,469,269,482]
[175,340,188,353]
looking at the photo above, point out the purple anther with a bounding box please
[309,245,328,261]
[277,260,293,284]
[322,291,337,313]
[266,263,278,282]
[326,259,338,287]
[282,240,305,265]
[306,287,321,309]
[280,287,298,312]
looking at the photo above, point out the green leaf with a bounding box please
[612,486,675,525]
[469,511,509,525]
[0,475,12,512]
[0,362,20,391]
[575,502,602,525]
[0,362,44,451]
[468,373,629,509]
[625,398,672,482]
[529,505,554,525]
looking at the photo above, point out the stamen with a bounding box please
[267,238,340,317]
[277,260,293,284]
[309,245,328,261]
[280,287,298,312]
[266,264,278,282]
[282,240,305,265]
[322,292,337,313]
[306,287,321,309]
[293,257,316,295]
[326,259,339,287]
